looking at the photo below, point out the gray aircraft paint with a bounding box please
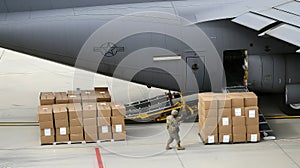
[0,0,299,94]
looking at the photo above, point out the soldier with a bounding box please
[166,110,185,150]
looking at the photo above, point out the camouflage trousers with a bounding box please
[167,129,180,146]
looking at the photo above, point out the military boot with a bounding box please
[177,145,185,150]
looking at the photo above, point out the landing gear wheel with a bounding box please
[279,94,300,115]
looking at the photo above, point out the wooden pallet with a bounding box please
[53,141,86,145]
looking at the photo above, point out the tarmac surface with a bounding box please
[1,48,300,168]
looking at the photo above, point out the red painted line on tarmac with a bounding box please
[95,148,104,168]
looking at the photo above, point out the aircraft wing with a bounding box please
[231,0,300,53]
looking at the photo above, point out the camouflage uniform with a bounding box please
[166,115,181,147]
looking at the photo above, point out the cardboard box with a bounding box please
[81,90,97,103]
[218,108,231,118]
[233,134,246,143]
[232,116,246,126]
[54,92,68,104]
[229,94,244,108]
[70,126,83,134]
[215,94,232,108]
[113,132,126,141]
[199,107,218,118]
[69,118,83,127]
[81,90,96,96]
[218,125,232,134]
[55,120,69,128]
[39,121,54,129]
[112,124,126,133]
[70,134,84,141]
[247,133,261,142]
[53,104,68,120]
[219,133,232,143]
[84,125,97,134]
[200,126,218,136]
[55,127,70,136]
[245,107,259,124]
[83,118,97,126]
[85,133,98,142]
[99,133,113,140]
[67,103,83,119]
[97,117,111,126]
[245,106,259,118]
[198,94,218,110]
[68,94,82,103]
[40,92,55,105]
[38,105,53,122]
[111,116,125,125]
[247,124,259,134]
[95,87,111,102]
[242,92,258,107]
[201,134,218,144]
[67,90,81,95]
[40,136,55,144]
[246,117,259,126]
[83,103,97,119]
[97,103,112,117]
[98,125,112,134]
[111,103,126,116]
[231,107,245,117]
[40,128,54,136]
[199,115,217,127]
[218,117,231,127]
[56,135,69,142]
[233,126,246,134]
[198,121,203,133]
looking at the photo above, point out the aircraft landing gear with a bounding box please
[279,95,300,115]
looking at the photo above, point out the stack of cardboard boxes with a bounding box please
[198,92,260,144]
[53,104,70,142]
[38,105,55,145]
[198,93,218,144]
[244,92,260,142]
[83,103,98,142]
[68,103,84,141]
[97,102,113,140]
[230,93,247,143]
[217,94,232,143]
[111,103,126,140]
[38,88,127,145]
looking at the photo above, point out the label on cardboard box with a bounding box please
[116,125,123,133]
[44,128,51,136]
[249,110,256,118]
[100,103,106,105]
[223,135,230,143]
[251,134,258,142]
[102,126,109,133]
[60,127,67,135]
[100,92,105,94]
[235,108,242,116]
[222,117,229,126]
[208,135,215,144]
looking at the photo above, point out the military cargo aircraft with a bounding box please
[0,0,299,115]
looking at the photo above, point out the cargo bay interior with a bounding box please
[1,48,300,168]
